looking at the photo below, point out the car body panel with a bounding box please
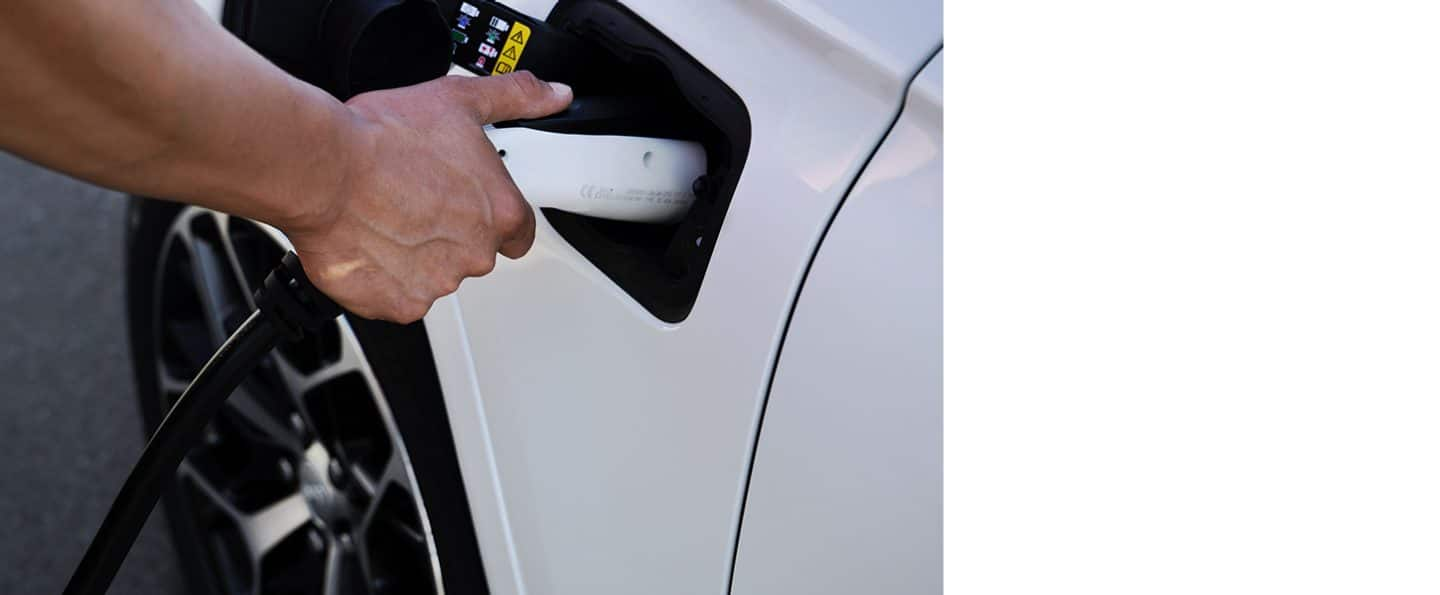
[189,0,942,590]
[196,0,223,21]
[729,50,943,595]
[423,1,940,593]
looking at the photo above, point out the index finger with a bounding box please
[450,71,573,123]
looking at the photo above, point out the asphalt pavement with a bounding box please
[0,152,187,594]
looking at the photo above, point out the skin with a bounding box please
[0,0,571,323]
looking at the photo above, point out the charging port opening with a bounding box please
[495,0,751,322]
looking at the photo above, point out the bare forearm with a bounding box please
[0,0,573,322]
[0,0,352,228]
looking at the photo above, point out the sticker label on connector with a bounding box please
[492,22,530,75]
[451,3,535,77]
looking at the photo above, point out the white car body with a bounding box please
[198,0,942,592]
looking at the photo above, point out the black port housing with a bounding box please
[441,0,751,322]
[550,0,750,323]
[223,0,451,99]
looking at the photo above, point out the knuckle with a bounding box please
[427,273,454,297]
[493,199,529,232]
[390,293,420,323]
[508,70,543,94]
[444,76,482,103]
[401,299,430,323]
[468,253,497,276]
[475,93,496,122]
[350,303,383,321]
[500,240,533,261]
[441,274,464,295]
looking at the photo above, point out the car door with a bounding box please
[421,1,942,593]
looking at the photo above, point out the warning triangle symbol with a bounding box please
[502,45,519,59]
[511,29,526,45]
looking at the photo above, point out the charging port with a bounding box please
[459,0,752,322]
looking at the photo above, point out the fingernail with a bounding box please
[549,81,573,98]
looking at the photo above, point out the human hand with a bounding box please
[283,71,572,323]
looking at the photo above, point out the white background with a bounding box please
[948,1,1440,592]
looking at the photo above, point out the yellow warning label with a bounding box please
[492,22,531,76]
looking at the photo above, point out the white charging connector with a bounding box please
[486,127,707,224]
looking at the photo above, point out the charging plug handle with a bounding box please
[256,251,343,339]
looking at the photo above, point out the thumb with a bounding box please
[459,71,573,123]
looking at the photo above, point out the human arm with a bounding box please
[0,0,571,322]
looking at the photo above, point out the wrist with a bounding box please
[265,96,371,237]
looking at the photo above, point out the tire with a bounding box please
[124,199,488,595]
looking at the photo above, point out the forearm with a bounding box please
[0,0,574,323]
[0,0,353,229]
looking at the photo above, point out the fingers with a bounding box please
[387,296,433,325]
[496,194,536,259]
[450,71,573,123]
[314,182,531,324]
[476,162,537,259]
[297,72,560,324]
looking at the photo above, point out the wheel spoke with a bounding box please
[294,338,366,397]
[211,214,263,312]
[289,335,371,463]
[184,461,311,561]
[188,239,249,344]
[160,315,214,371]
[273,346,360,420]
[378,454,412,493]
[322,543,343,595]
[350,462,379,501]
[355,454,407,531]
[383,515,427,548]
[323,537,370,595]
[221,215,291,315]
[238,491,312,560]
[271,356,311,409]
[179,462,245,523]
[224,384,304,452]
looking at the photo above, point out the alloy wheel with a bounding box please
[150,207,442,595]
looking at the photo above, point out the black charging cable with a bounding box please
[62,251,341,595]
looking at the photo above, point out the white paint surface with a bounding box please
[730,51,942,595]
[423,0,942,593]
[194,0,224,22]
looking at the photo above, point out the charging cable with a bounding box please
[62,252,341,595]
